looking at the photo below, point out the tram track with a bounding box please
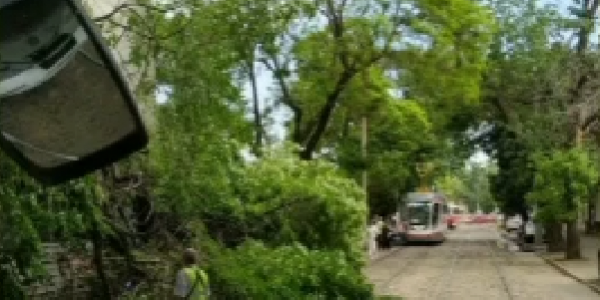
[424,227,515,300]
[487,239,515,300]
[378,244,437,295]
[367,224,600,300]
[425,232,471,300]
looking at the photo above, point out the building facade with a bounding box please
[86,0,156,129]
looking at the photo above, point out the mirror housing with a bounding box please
[0,0,149,184]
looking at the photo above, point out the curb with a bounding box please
[538,254,600,295]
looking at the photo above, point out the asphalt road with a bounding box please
[365,223,599,300]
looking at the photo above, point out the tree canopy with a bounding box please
[5,0,600,298]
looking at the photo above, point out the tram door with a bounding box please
[431,201,443,230]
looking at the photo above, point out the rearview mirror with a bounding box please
[0,0,149,184]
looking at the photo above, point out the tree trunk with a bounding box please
[565,219,582,259]
[91,220,112,299]
[247,61,263,156]
[300,68,356,160]
[586,200,594,234]
[546,222,565,252]
[260,55,303,144]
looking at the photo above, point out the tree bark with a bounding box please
[247,60,263,156]
[260,56,303,144]
[586,199,594,234]
[565,219,582,259]
[91,220,112,299]
[299,70,354,160]
[546,222,565,252]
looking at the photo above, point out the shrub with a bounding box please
[237,146,368,265]
[210,241,374,299]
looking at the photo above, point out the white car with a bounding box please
[505,215,522,241]
[0,0,87,97]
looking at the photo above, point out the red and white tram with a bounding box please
[401,192,448,243]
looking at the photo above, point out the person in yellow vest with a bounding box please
[174,248,210,299]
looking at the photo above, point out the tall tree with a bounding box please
[477,0,600,258]
[473,0,564,251]
[259,0,494,159]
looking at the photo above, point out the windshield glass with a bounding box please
[407,201,430,227]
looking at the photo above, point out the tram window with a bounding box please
[432,203,440,225]
[407,202,429,226]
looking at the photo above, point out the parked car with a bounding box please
[506,215,522,231]
[519,220,536,251]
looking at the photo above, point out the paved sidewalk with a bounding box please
[539,233,600,294]
[369,247,400,262]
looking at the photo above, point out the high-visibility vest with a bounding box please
[183,266,209,300]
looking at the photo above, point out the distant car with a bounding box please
[506,215,522,231]
[0,0,87,96]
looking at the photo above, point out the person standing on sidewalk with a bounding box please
[377,218,392,249]
[368,218,380,258]
[174,248,210,299]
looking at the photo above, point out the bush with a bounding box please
[210,241,374,299]
[237,146,368,265]
[527,149,598,223]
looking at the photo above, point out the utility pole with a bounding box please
[361,116,368,200]
[361,116,371,257]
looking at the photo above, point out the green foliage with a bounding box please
[436,163,497,213]
[477,1,569,218]
[481,0,574,148]
[527,148,599,222]
[152,143,372,297]
[141,1,374,296]
[211,241,373,299]
[291,64,393,144]
[238,146,367,264]
[437,174,468,203]
[149,29,250,225]
[486,126,534,216]
[369,101,435,213]
[0,152,104,299]
[463,163,497,213]
[397,0,495,132]
[334,100,436,215]
[73,0,590,298]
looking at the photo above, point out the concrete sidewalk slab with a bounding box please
[369,247,401,263]
[538,234,600,295]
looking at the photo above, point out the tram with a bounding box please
[401,192,448,243]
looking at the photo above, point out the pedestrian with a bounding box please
[378,219,392,249]
[368,219,380,258]
[375,215,384,232]
[174,248,210,299]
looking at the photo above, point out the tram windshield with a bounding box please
[407,201,431,226]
